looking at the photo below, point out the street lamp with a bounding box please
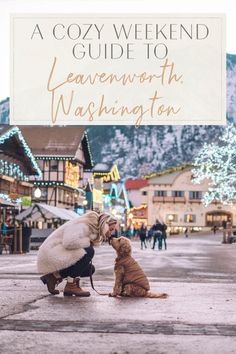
[34,187,42,199]
[168,214,174,235]
[128,212,133,220]
[111,208,117,216]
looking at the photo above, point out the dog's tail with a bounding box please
[145,292,168,299]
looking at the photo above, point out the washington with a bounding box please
[49,89,181,126]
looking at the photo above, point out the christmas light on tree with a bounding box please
[192,124,236,206]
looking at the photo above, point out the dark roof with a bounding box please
[82,131,94,170]
[20,126,84,156]
[0,125,41,176]
[93,163,112,172]
[20,126,93,170]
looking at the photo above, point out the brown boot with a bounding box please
[40,273,62,295]
[64,278,90,297]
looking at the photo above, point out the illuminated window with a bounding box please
[184,214,196,223]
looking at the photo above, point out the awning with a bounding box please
[0,197,16,207]
[16,203,79,222]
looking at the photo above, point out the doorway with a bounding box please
[206,211,232,227]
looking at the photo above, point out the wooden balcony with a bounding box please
[152,196,186,203]
[189,198,202,203]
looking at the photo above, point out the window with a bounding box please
[184,214,196,223]
[189,191,202,199]
[58,189,64,203]
[172,191,184,197]
[142,191,147,195]
[50,160,58,172]
[154,190,167,197]
[36,160,44,170]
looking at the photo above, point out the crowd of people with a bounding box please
[125,220,168,250]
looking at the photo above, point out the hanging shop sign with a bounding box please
[9,193,21,200]
[130,205,147,219]
[64,161,79,189]
[94,164,120,183]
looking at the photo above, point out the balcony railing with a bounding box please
[153,196,186,203]
[189,198,202,203]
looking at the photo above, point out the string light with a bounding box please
[192,124,236,206]
[33,181,85,194]
[109,182,130,209]
[35,156,75,161]
[143,163,192,180]
[93,164,120,182]
[0,127,42,177]
[130,205,147,211]
[0,160,29,181]
[83,131,94,167]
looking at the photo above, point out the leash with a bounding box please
[89,260,109,296]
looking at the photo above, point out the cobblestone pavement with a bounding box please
[0,232,236,354]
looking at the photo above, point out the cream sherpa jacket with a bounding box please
[37,219,103,275]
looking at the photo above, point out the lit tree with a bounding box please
[192,124,236,206]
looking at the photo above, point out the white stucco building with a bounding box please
[125,179,148,207]
[141,166,235,230]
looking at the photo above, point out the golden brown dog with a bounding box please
[109,236,168,298]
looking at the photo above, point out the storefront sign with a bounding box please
[94,164,120,182]
[93,188,103,205]
[64,161,79,189]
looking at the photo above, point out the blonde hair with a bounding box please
[73,211,117,244]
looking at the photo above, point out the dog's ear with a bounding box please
[119,239,131,257]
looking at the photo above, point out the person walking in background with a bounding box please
[161,223,168,250]
[147,227,153,245]
[212,225,217,235]
[226,220,233,244]
[151,219,163,250]
[139,223,147,250]
[184,227,189,238]
[222,219,227,244]
[1,221,7,236]
[126,226,132,239]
